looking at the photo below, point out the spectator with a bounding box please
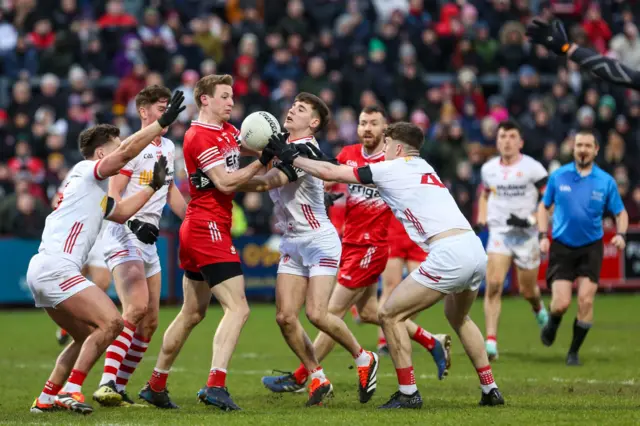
[609,23,640,70]
[416,28,444,73]
[0,190,48,238]
[624,185,640,224]
[0,10,18,55]
[191,17,224,64]
[498,21,528,73]
[474,22,499,74]
[453,68,487,119]
[113,61,148,116]
[582,3,612,54]
[28,18,55,50]
[3,34,39,80]
[299,56,330,95]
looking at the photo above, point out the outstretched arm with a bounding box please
[292,156,360,184]
[568,44,640,90]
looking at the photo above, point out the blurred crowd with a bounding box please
[1,0,640,238]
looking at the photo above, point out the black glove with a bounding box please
[149,155,168,191]
[127,219,159,244]
[258,144,275,166]
[190,168,216,190]
[275,162,299,182]
[297,142,339,165]
[157,90,186,127]
[473,223,486,235]
[324,192,343,209]
[268,132,299,164]
[526,19,570,56]
[506,213,531,228]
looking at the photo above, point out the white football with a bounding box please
[240,111,281,151]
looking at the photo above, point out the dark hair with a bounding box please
[361,104,388,120]
[135,85,172,110]
[384,122,424,150]
[496,119,522,135]
[575,129,598,145]
[294,92,331,133]
[78,124,120,159]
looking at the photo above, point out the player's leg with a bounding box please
[516,265,548,326]
[541,240,577,347]
[196,263,249,411]
[313,284,369,362]
[94,260,149,405]
[378,275,445,408]
[141,272,210,409]
[54,285,124,414]
[114,269,162,402]
[57,263,111,346]
[378,257,405,353]
[566,277,597,365]
[32,312,93,412]
[483,253,512,360]
[444,290,503,406]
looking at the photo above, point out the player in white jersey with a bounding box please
[27,89,185,415]
[271,121,504,408]
[192,93,378,406]
[476,120,549,361]
[51,179,112,346]
[93,86,187,407]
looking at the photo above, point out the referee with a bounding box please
[537,130,628,366]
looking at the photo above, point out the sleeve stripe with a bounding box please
[198,152,224,167]
[201,159,225,173]
[197,147,220,160]
[94,160,106,181]
[119,169,133,177]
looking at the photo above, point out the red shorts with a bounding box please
[179,218,240,273]
[388,233,427,262]
[338,243,389,289]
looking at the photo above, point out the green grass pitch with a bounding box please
[1,294,639,425]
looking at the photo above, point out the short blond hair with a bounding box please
[194,74,233,109]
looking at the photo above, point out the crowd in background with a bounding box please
[1,0,640,239]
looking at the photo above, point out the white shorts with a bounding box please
[103,222,161,279]
[410,232,487,294]
[487,227,540,270]
[278,228,342,278]
[85,237,108,269]
[27,253,95,308]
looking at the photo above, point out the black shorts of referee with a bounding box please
[546,239,604,286]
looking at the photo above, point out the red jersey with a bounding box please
[183,120,240,224]
[336,144,392,245]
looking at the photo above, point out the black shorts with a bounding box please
[546,239,603,286]
[184,262,243,288]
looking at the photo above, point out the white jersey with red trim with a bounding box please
[116,137,174,227]
[269,135,333,235]
[481,154,548,232]
[364,157,471,250]
[39,160,112,269]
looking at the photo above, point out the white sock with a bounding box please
[38,392,55,405]
[399,384,418,395]
[309,367,326,380]
[62,382,82,394]
[481,382,498,393]
[354,349,372,367]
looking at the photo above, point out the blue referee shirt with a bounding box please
[542,162,624,247]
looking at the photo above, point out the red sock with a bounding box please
[149,368,169,392]
[68,369,87,387]
[396,366,416,386]
[411,327,436,351]
[486,335,497,343]
[378,336,387,347]
[293,363,308,384]
[42,380,63,396]
[206,368,227,388]
[532,303,542,313]
[476,365,495,385]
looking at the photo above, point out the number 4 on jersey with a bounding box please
[421,173,445,188]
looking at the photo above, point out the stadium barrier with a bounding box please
[1,227,639,306]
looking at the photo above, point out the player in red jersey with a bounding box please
[261,106,451,396]
[140,75,269,411]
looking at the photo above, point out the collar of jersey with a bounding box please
[191,120,222,130]
[361,146,384,160]
[288,135,314,144]
[571,161,598,178]
[499,154,523,167]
